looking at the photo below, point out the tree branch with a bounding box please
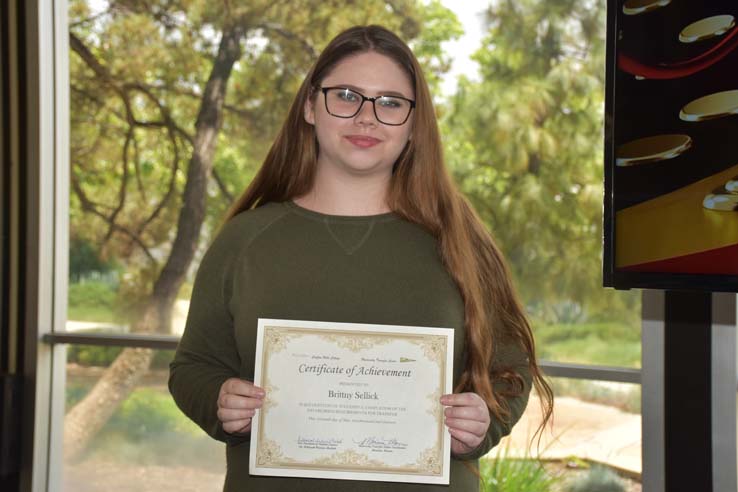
[132,130,145,199]
[69,32,134,122]
[70,32,189,262]
[255,22,318,59]
[71,171,157,264]
[103,126,132,244]
[212,168,234,204]
[139,82,260,123]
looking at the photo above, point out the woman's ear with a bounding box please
[304,92,316,125]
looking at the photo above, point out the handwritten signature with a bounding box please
[354,436,408,448]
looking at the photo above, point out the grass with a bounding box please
[480,458,558,492]
[67,280,119,323]
[480,443,561,492]
[534,322,641,368]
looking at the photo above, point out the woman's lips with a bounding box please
[345,135,382,148]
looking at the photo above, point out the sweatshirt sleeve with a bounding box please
[451,337,533,461]
[168,219,247,446]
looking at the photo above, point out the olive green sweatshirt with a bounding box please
[168,200,532,492]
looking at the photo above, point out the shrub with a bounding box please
[107,387,201,441]
[564,464,626,492]
[480,444,559,492]
[67,280,119,322]
[67,344,123,366]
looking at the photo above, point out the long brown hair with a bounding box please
[223,24,553,451]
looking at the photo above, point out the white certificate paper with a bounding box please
[248,318,454,484]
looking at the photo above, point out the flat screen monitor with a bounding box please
[604,0,738,292]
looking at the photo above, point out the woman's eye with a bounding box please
[378,97,401,108]
[339,90,358,101]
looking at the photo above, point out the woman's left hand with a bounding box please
[440,392,490,455]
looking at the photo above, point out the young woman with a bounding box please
[169,24,553,492]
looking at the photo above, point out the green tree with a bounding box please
[441,0,638,324]
[65,0,460,460]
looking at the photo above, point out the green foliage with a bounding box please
[68,344,123,366]
[537,322,640,344]
[534,322,641,368]
[564,465,627,492]
[68,280,116,308]
[67,280,119,322]
[107,387,200,440]
[410,0,463,96]
[480,455,559,492]
[439,0,621,324]
[69,236,119,282]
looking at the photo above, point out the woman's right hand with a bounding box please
[217,377,265,435]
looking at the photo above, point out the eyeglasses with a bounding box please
[320,86,415,126]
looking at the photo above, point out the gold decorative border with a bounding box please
[256,324,448,476]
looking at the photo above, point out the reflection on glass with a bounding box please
[62,348,224,492]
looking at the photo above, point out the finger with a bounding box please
[217,407,256,422]
[440,392,483,407]
[444,405,488,423]
[222,418,252,434]
[445,417,487,437]
[223,378,265,398]
[218,393,264,410]
[448,427,482,449]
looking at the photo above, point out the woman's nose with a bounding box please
[354,100,378,125]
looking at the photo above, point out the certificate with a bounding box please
[248,318,454,484]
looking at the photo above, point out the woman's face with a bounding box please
[304,51,415,179]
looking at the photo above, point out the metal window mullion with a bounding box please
[539,360,641,384]
[47,0,70,490]
[42,333,181,350]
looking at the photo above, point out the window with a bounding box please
[27,1,646,490]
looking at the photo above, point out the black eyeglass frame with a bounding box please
[320,86,416,126]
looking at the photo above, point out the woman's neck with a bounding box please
[293,166,392,216]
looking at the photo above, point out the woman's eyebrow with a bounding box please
[334,83,410,99]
